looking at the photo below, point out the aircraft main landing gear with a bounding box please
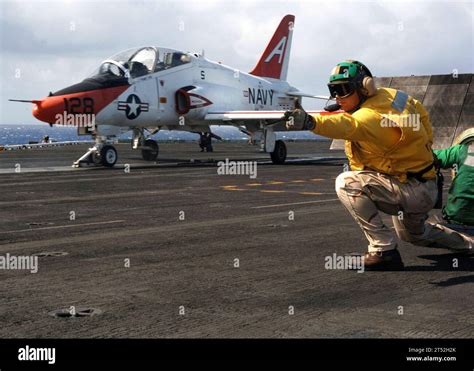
[270,140,287,164]
[141,139,159,161]
[260,125,287,165]
[132,128,159,162]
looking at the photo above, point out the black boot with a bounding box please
[363,249,405,271]
[347,249,404,271]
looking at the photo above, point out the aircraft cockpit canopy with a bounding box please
[90,46,193,80]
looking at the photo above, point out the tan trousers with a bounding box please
[335,171,472,253]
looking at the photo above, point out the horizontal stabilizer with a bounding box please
[286,91,333,100]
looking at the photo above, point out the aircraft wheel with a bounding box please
[142,139,159,161]
[100,145,118,167]
[92,151,102,165]
[270,140,287,164]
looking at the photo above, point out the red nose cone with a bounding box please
[32,85,129,125]
[32,103,40,119]
[32,97,63,124]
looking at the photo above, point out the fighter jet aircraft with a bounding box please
[10,14,335,167]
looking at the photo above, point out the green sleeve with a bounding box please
[433,144,463,169]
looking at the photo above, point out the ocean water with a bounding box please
[0,124,325,145]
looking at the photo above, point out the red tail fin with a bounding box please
[249,14,295,81]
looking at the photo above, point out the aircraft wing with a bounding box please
[205,111,286,121]
[204,110,340,123]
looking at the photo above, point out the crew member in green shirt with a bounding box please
[433,128,474,231]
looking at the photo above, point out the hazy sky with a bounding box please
[0,0,472,125]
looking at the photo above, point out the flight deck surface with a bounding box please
[0,141,472,338]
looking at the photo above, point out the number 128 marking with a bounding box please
[64,97,94,114]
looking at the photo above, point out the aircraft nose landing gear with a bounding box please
[97,145,118,167]
[73,141,118,168]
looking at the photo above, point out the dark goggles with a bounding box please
[328,82,356,98]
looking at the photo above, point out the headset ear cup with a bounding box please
[362,76,376,97]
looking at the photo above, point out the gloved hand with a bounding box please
[324,103,341,112]
[284,105,316,131]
